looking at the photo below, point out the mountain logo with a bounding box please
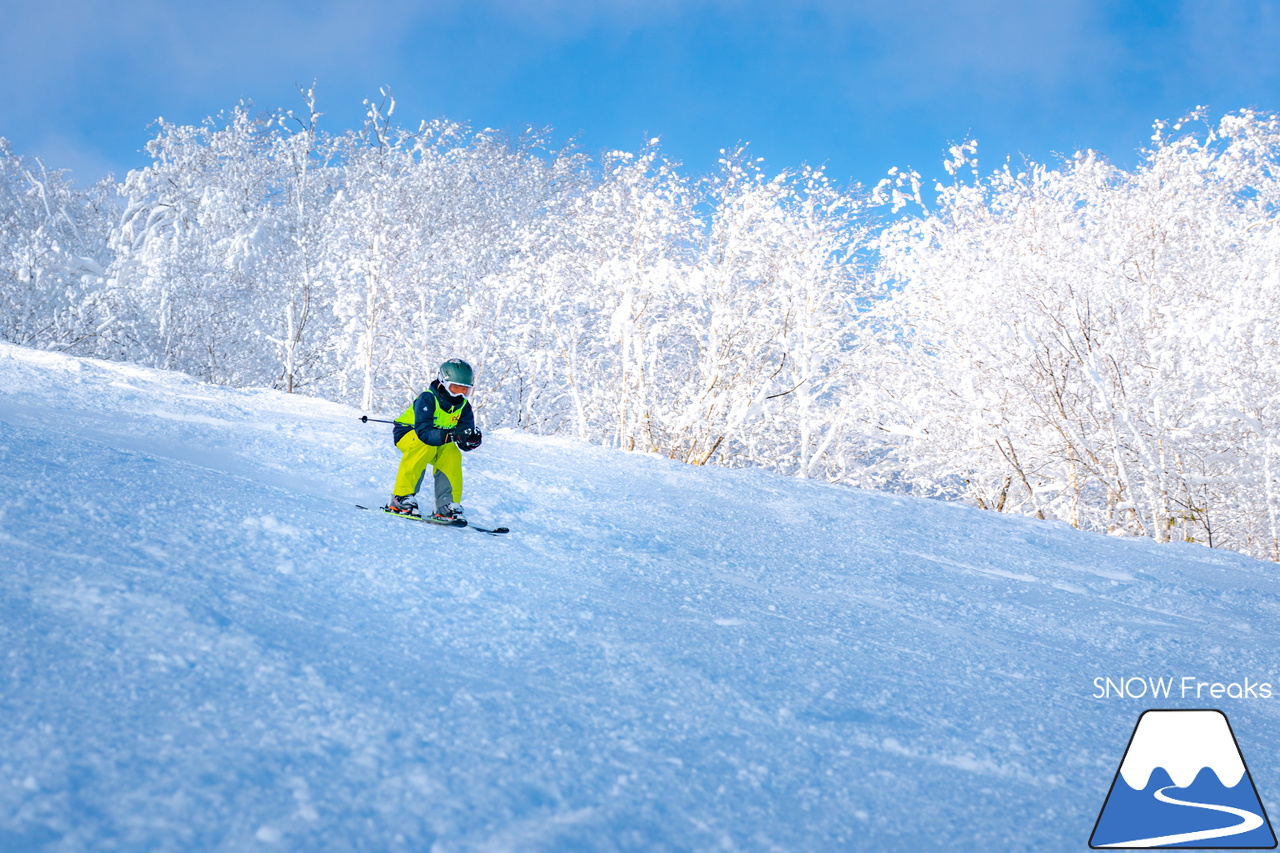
[1090,709,1276,849]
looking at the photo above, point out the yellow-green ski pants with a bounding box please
[393,430,463,502]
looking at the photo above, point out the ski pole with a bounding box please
[359,415,398,425]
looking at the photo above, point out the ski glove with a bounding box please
[456,426,483,451]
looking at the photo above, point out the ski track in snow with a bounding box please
[3,342,1280,851]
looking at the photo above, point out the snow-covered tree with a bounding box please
[485,142,697,444]
[0,139,113,351]
[484,143,873,472]
[867,111,1280,559]
[112,106,284,383]
[262,86,343,394]
[675,151,870,473]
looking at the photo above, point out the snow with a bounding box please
[3,340,1280,850]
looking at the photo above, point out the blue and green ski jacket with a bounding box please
[392,380,476,446]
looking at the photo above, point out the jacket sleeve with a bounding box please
[412,392,455,446]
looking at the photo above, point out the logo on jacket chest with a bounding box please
[434,401,463,430]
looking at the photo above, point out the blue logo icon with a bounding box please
[1091,709,1276,848]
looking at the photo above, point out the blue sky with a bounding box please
[3,0,1280,189]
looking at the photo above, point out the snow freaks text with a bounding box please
[1093,677,1274,700]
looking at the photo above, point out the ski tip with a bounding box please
[471,525,510,535]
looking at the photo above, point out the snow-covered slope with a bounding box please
[3,342,1280,852]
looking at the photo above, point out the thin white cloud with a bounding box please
[0,0,430,177]
[802,0,1118,94]
[0,0,426,101]
[1178,0,1280,99]
[464,0,713,38]
[4,0,1279,183]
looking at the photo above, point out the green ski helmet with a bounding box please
[438,358,475,396]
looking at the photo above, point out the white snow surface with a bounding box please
[1118,710,1246,790]
[3,341,1280,851]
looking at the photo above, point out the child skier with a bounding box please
[387,358,483,522]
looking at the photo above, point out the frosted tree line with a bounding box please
[860,110,1280,559]
[5,96,1280,559]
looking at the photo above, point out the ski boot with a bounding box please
[430,502,467,525]
[388,494,420,516]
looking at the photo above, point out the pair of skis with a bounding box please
[355,504,509,536]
